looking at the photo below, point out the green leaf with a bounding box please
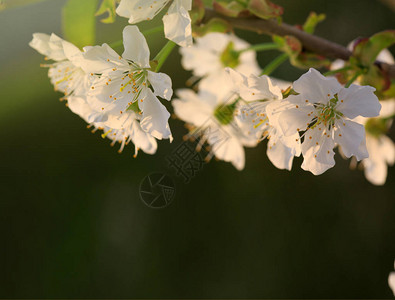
[190,0,205,24]
[213,0,248,17]
[62,0,98,48]
[193,17,232,36]
[247,0,283,20]
[0,0,51,11]
[273,35,330,69]
[303,12,325,34]
[95,0,116,24]
[353,30,395,66]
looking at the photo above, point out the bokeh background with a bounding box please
[0,0,395,298]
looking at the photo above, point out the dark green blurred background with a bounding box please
[1,0,395,298]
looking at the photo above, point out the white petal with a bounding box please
[267,137,296,170]
[122,25,150,68]
[81,43,129,74]
[334,119,367,160]
[301,147,335,175]
[389,271,395,296]
[172,89,213,127]
[178,0,192,10]
[29,33,66,61]
[199,71,235,104]
[336,84,381,119]
[179,32,230,76]
[363,156,388,186]
[301,127,335,175]
[62,40,84,66]
[139,89,172,139]
[116,0,168,23]
[147,71,173,100]
[380,135,395,165]
[278,102,312,136]
[379,99,395,118]
[67,96,93,122]
[130,119,158,154]
[293,68,342,103]
[163,3,192,47]
[206,125,245,170]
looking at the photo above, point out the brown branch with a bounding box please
[203,9,395,79]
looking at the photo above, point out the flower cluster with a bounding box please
[30,26,172,157]
[29,1,395,186]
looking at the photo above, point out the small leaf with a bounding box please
[62,0,98,48]
[247,0,283,20]
[303,12,325,34]
[273,35,330,69]
[95,0,116,24]
[352,30,395,66]
[213,0,249,17]
[291,52,330,69]
[193,17,232,36]
[190,0,205,24]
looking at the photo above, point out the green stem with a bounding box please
[261,53,288,76]
[323,65,353,76]
[238,43,279,54]
[142,25,164,37]
[345,70,364,88]
[154,41,177,72]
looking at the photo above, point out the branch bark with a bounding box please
[203,9,395,79]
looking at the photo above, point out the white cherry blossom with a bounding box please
[227,68,301,170]
[390,261,395,296]
[172,76,258,170]
[99,110,158,156]
[355,100,395,185]
[29,33,91,98]
[180,32,260,86]
[81,25,173,140]
[274,68,381,175]
[330,47,395,184]
[116,0,192,47]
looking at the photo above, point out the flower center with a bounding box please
[312,95,343,128]
[214,102,237,125]
[220,41,240,68]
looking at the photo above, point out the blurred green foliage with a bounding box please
[62,0,98,47]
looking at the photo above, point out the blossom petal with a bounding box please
[139,89,172,139]
[267,137,296,170]
[147,71,173,100]
[122,25,150,68]
[206,126,245,170]
[29,33,66,61]
[388,270,395,296]
[116,0,168,23]
[81,43,129,74]
[130,119,158,154]
[301,127,335,175]
[172,89,213,127]
[163,1,192,47]
[334,119,367,160]
[278,103,312,136]
[293,68,342,103]
[336,84,381,119]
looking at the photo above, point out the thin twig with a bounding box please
[203,9,395,79]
